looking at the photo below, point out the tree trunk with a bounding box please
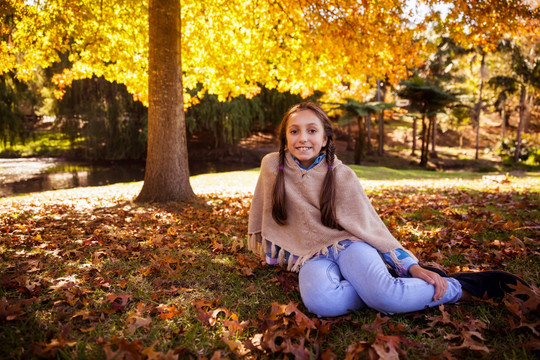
[500,104,506,142]
[354,116,365,164]
[419,114,428,166]
[420,114,433,167]
[431,114,437,158]
[137,0,194,203]
[411,115,417,156]
[366,113,373,153]
[514,84,528,164]
[376,79,386,156]
[474,52,486,160]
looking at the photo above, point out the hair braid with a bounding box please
[320,133,342,229]
[271,144,287,225]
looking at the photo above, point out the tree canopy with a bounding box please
[2,0,538,107]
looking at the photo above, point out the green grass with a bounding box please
[0,132,80,157]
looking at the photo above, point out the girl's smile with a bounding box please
[286,110,328,168]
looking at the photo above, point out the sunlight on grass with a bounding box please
[190,169,260,195]
[350,164,487,180]
[0,132,78,157]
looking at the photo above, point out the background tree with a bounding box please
[488,75,519,143]
[497,37,540,163]
[136,0,193,202]
[398,77,457,166]
[425,0,540,161]
[55,76,148,160]
[332,98,394,164]
[415,37,467,157]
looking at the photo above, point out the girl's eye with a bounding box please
[308,129,317,134]
[290,130,297,134]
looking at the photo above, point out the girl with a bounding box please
[248,102,528,317]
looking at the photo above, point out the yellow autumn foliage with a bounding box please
[1,0,538,106]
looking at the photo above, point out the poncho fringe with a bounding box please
[248,232,349,272]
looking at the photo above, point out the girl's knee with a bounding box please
[299,259,364,317]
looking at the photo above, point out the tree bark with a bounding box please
[420,114,433,167]
[419,114,427,166]
[136,0,194,203]
[431,114,437,157]
[354,116,365,164]
[500,105,506,142]
[366,113,373,153]
[376,79,385,156]
[514,84,528,164]
[411,115,417,156]
[474,52,486,160]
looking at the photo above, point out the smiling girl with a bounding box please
[248,102,528,317]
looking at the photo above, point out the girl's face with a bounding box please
[285,110,328,168]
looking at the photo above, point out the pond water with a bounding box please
[0,158,256,198]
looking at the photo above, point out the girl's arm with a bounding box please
[382,249,447,301]
[409,265,448,301]
[381,248,417,277]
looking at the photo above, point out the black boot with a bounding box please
[450,270,529,300]
[421,265,448,278]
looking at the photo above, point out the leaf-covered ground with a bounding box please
[1,170,539,359]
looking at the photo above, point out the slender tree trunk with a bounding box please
[424,116,433,166]
[419,114,428,166]
[474,52,486,160]
[411,116,417,156]
[137,0,194,203]
[366,113,373,153]
[376,79,385,156]
[500,105,506,142]
[421,115,433,167]
[514,84,528,164]
[431,114,437,157]
[354,116,365,164]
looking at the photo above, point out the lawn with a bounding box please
[0,167,539,359]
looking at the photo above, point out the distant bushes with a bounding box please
[498,133,540,166]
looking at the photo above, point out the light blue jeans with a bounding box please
[298,241,462,317]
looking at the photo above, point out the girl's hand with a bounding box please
[408,265,448,301]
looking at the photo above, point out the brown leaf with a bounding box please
[449,331,490,353]
[372,334,407,360]
[344,341,373,360]
[221,332,250,356]
[0,297,26,321]
[105,294,132,311]
[223,318,249,334]
[362,312,390,333]
[155,304,182,319]
[428,304,455,328]
[141,341,169,360]
[320,347,338,360]
[126,315,152,334]
[508,281,540,314]
[104,337,144,360]
[32,323,76,358]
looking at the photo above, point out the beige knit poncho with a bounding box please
[248,151,416,272]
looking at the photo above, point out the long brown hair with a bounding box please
[271,102,341,229]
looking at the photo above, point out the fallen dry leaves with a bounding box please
[0,176,539,359]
